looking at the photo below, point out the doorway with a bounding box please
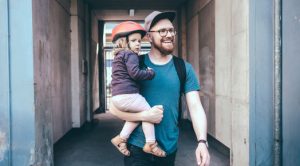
[101,21,151,111]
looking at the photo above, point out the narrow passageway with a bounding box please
[54,112,229,166]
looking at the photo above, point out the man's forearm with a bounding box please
[109,103,145,122]
[190,106,207,141]
[186,91,208,141]
[109,103,164,124]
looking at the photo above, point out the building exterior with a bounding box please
[0,0,299,165]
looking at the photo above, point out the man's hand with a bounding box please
[195,143,210,166]
[141,105,164,124]
[109,102,163,124]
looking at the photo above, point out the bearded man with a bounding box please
[110,11,210,166]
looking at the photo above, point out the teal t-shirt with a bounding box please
[127,54,201,154]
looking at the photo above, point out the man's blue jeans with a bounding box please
[124,144,177,166]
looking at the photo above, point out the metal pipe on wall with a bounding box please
[273,0,283,165]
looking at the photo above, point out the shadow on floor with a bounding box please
[54,112,229,166]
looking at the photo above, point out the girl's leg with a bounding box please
[142,122,156,143]
[120,121,139,139]
[126,94,156,143]
[126,94,166,157]
[112,94,165,157]
[113,94,157,142]
[111,121,139,156]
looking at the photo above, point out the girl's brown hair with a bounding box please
[113,37,129,56]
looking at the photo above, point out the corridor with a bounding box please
[54,113,229,166]
[2,0,300,165]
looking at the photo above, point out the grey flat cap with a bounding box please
[144,11,176,31]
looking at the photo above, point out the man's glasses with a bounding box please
[149,28,177,37]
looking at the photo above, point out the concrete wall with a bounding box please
[229,1,249,165]
[214,0,232,148]
[91,11,100,112]
[185,0,250,165]
[185,0,216,133]
[199,1,216,136]
[70,0,88,128]
[0,0,77,164]
[33,0,53,164]
[50,0,73,143]
[33,1,72,164]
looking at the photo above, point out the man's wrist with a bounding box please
[198,139,209,148]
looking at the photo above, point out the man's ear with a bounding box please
[147,33,153,43]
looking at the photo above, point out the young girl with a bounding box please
[110,21,166,157]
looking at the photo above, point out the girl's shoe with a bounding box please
[111,135,130,156]
[143,142,166,157]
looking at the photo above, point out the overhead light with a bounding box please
[129,9,134,17]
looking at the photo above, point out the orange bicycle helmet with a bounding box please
[111,21,146,42]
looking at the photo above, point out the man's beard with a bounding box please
[152,38,174,56]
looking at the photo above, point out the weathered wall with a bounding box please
[70,0,88,127]
[229,1,249,165]
[77,0,88,124]
[214,0,232,148]
[186,0,250,165]
[91,11,100,112]
[33,2,72,165]
[49,0,72,142]
[0,0,73,164]
[216,0,250,165]
[50,0,72,143]
[33,0,53,164]
[186,0,216,138]
[198,1,215,136]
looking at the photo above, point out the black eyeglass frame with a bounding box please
[149,28,177,37]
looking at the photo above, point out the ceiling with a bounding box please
[84,0,188,10]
